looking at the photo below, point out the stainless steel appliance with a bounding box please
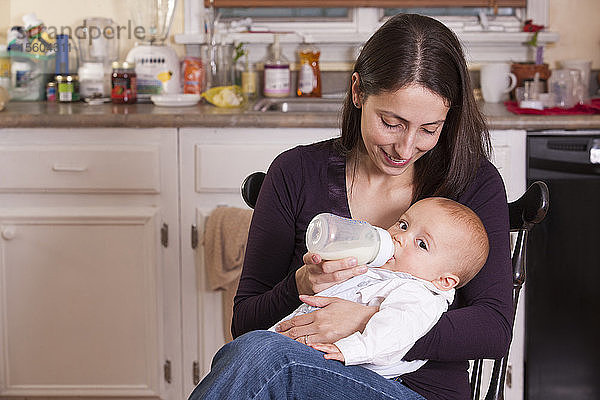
[526,131,600,399]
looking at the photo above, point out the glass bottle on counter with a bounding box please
[263,34,290,98]
[111,61,137,104]
[297,44,321,97]
[241,49,258,101]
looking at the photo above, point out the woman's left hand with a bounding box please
[275,294,377,344]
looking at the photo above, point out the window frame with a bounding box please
[177,0,554,64]
[183,0,548,35]
[206,0,525,7]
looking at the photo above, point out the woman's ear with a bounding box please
[431,273,460,291]
[351,72,361,108]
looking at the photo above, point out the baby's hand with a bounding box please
[310,343,345,362]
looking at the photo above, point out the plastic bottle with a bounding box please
[22,13,54,56]
[305,213,394,268]
[297,44,321,97]
[7,26,28,52]
[78,62,106,100]
[263,34,290,98]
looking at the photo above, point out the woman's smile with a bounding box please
[381,148,411,167]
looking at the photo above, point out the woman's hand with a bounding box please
[275,295,378,344]
[295,252,368,295]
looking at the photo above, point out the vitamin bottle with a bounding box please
[263,34,290,98]
[305,213,394,267]
[297,45,321,97]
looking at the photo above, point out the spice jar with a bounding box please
[111,61,137,104]
[55,74,80,102]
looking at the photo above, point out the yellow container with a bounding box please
[0,47,10,90]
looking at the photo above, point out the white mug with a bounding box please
[480,63,517,103]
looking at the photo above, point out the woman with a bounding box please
[191,13,512,400]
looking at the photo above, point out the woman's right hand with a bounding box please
[295,252,368,295]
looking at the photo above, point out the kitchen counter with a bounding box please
[2,100,600,131]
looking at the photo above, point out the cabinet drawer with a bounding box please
[0,145,160,193]
[195,144,293,192]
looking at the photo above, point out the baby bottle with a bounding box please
[305,213,394,267]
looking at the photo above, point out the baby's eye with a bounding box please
[397,220,408,230]
[417,239,428,251]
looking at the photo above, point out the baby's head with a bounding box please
[383,197,489,291]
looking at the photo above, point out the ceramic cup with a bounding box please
[480,63,518,103]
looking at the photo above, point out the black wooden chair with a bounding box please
[241,172,550,400]
[470,180,549,400]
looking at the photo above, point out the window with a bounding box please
[219,8,350,21]
[178,0,553,64]
[383,7,517,18]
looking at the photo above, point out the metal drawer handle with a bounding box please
[591,139,600,164]
[52,164,88,172]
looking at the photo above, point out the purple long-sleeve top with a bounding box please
[233,138,513,400]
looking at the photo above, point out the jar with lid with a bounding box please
[46,81,56,101]
[55,74,80,102]
[111,61,137,104]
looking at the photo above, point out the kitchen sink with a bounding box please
[252,98,344,113]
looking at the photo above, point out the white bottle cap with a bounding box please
[23,13,43,30]
[367,227,394,268]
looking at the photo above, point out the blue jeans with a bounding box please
[188,330,426,400]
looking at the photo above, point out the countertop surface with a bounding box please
[2,100,600,131]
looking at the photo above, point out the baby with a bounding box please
[271,197,489,378]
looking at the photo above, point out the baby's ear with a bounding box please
[431,273,459,291]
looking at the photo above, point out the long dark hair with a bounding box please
[338,13,490,201]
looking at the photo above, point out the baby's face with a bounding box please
[382,200,462,281]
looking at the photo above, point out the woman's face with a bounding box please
[353,77,450,176]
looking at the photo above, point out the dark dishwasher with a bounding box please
[526,132,600,400]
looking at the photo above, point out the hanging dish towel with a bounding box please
[203,206,253,342]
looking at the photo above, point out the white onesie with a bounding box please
[270,269,454,378]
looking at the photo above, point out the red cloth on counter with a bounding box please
[505,98,600,115]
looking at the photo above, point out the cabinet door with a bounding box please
[489,129,527,202]
[478,130,527,400]
[179,127,339,395]
[0,128,181,400]
[0,207,165,398]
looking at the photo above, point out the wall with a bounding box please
[0,0,185,59]
[545,0,600,69]
[1,1,599,69]
[0,0,9,44]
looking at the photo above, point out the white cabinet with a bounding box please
[179,127,528,398]
[179,127,339,394]
[0,127,527,400]
[0,129,182,400]
[483,129,527,400]
[489,129,527,203]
